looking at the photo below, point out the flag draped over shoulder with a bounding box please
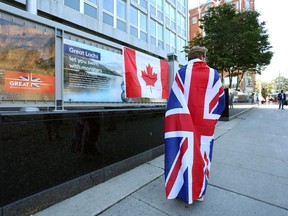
[164,59,225,204]
[123,47,169,99]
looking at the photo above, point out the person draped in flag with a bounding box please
[164,46,225,204]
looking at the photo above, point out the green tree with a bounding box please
[185,4,273,89]
[233,10,273,89]
[260,81,273,96]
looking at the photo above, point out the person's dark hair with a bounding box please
[188,46,208,61]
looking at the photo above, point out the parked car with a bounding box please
[233,92,249,103]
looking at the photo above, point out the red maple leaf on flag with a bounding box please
[141,64,158,87]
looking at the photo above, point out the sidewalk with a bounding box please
[34,104,288,216]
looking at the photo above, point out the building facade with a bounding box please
[0,0,188,110]
[189,0,255,39]
[0,1,189,214]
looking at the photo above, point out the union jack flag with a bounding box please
[19,74,42,88]
[164,59,225,204]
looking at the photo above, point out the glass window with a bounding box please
[164,2,169,16]
[166,44,170,52]
[117,19,126,32]
[182,28,186,37]
[117,0,126,31]
[158,24,164,49]
[117,0,126,19]
[245,0,250,9]
[171,21,176,30]
[130,6,138,26]
[130,26,138,37]
[140,31,147,41]
[165,16,170,26]
[86,0,97,4]
[180,14,185,28]
[140,12,147,41]
[150,5,156,16]
[165,29,176,52]
[157,11,163,20]
[180,5,185,14]
[150,19,163,48]
[165,28,169,45]
[157,0,163,10]
[170,6,175,22]
[177,13,185,37]
[140,12,147,31]
[151,0,163,20]
[157,23,163,41]
[64,0,80,11]
[150,19,156,36]
[158,40,163,49]
[140,0,147,9]
[84,3,97,18]
[164,3,176,29]
[150,36,156,46]
[171,32,176,48]
[103,0,114,13]
[178,37,185,52]
[103,13,113,26]
[170,0,176,4]
[177,0,184,8]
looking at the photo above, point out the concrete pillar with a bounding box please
[167,53,178,89]
[26,0,37,14]
[54,29,65,111]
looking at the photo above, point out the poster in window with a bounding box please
[0,17,55,101]
[63,39,124,102]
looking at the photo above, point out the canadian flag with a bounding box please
[123,47,169,99]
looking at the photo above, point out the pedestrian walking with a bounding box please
[278,90,286,109]
[164,46,225,204]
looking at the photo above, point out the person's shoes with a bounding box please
[197,196,204,202]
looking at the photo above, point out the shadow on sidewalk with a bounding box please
[220,102,256,121]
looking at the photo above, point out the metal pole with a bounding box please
[26,0,37,14]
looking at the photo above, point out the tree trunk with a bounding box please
[236,69,245,91]
[229,69,232,89]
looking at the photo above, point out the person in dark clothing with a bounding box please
[277,90,286,109]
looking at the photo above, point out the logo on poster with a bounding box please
[4,71,55,94]
[9,75,41,88]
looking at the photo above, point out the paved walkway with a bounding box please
[34,104,288,216]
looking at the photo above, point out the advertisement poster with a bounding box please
[0,17,55,101]
[63,39,124,102]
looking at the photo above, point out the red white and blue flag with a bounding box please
[164,59,225,204]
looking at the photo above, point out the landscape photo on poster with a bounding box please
[63,39,124,102]
[0,16,55,101]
